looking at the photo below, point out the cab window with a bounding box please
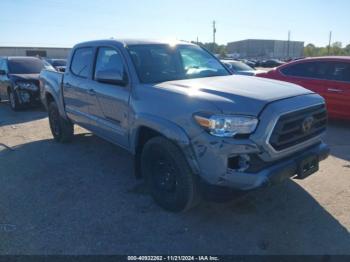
[70,47,93,78]
[94,47,125,80]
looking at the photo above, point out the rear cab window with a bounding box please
[70,47,94,78]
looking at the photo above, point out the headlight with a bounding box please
[16,82,38,91]
[194,113,258,137]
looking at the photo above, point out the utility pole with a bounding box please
[287,30,291,58]
[213,20,216,52]
[196,36,199,45]
[328,31,332,55]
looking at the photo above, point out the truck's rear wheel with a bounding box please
[48,101,74,143]
[141,136,201,212]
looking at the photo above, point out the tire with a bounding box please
[141,136,201,212]
[48,101,74,143]
[8,88,21,111]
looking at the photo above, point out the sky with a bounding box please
[0,0,349,48]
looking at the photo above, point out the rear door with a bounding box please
[322,61,350,119]
[63,47,95,128]
[89,46,131,148]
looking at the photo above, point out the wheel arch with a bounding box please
[45,92,55,108]
[44,90,67,119]
[131,114,200,178]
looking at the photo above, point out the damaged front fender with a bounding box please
[191,132,261,184]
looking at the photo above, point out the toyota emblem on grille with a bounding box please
[302,116,315,133]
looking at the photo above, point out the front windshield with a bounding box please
[8,58,44,74]
[226,61,253,71]
[128,44,230,83]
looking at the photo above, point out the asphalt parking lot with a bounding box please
[0,101,349,255]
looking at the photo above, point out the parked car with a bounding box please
[237,59,256,68]
[248,59,260,67]
[45,58,67,72]
[221,60,263,76]
[40,39,329,212]
[42,60,56,71]
[0,56,45,110]
[260,59,285,68]
[256,56,350,120]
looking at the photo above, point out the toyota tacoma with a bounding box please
[39,39,330,212]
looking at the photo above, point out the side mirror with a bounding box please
[95,69,128,86]
[0,69,6,75]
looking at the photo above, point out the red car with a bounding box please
[257,57,350,120]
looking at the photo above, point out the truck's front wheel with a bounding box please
[141,136,201,212]
[8,88,21,111]
[48,101,74,143]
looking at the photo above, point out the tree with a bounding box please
[304,42,350,57]
[344,44,350,55]
[331,42,344,55]
[304,43,317,56]
[193,42,227,58]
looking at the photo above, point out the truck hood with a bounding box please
[9,74,40,81]
[155,75,313,116]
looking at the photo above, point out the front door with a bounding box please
[89,46,131,148]
[322,61,350,119]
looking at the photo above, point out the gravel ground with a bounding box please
[0,101,349,255]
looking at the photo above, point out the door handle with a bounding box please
[327,88,344,93]
[87,89,96,96]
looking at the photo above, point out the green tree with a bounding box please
[193,42,227,58]
[344,44,350,55]
[331,42,344,55]
[304,42,350,57]
[304,43,317,56]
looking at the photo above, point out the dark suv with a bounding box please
[0,56,45,110]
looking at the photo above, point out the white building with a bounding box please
[227,39,304,59]
[0,46,71,59]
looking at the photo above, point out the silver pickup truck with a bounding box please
[40,39,330,212]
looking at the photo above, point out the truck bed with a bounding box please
[39,69,64,110]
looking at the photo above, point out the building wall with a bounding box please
[0,47,71,59]
[227,39,304,59]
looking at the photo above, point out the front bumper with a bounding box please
[14,87,40,105]
[206,142,329,190]
[187,94,329,191]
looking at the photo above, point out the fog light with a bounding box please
[227,154,250,172]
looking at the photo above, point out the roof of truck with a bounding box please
[74,39,196,48]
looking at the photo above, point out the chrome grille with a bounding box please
[269,104,327,151]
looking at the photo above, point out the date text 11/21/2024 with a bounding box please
[127,256,220,261]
